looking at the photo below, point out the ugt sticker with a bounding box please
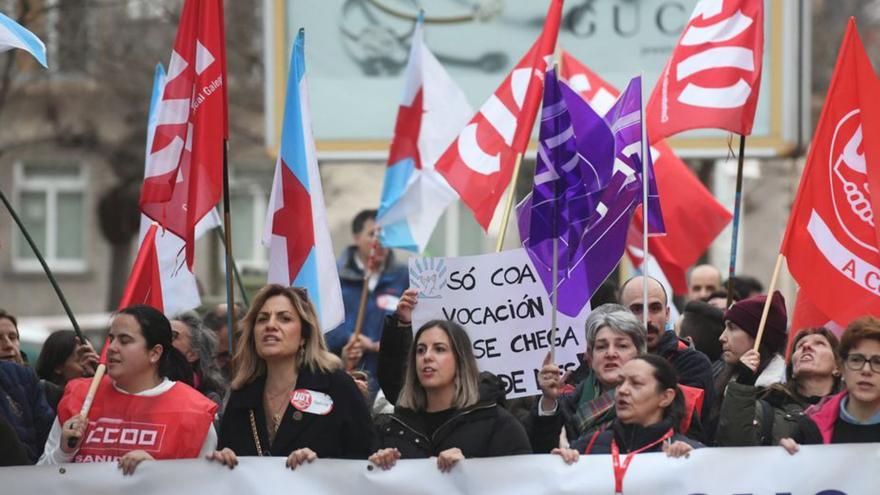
[291,389,334,415]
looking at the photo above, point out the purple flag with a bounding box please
[604,76,665,235]
[518,69,620,317]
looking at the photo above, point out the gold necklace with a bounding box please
[264,387,293,442]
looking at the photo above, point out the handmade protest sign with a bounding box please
[410,248,589,398]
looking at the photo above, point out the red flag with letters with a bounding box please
[646,0,764,142]
[435,0,562,229]
[781,19,880,328]
[561,51,732,294]
[139,0,227,269]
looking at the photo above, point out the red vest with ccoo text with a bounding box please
[58,376,217,463]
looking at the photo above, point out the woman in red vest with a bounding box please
[207,285,374,469]
[38,305,218,475]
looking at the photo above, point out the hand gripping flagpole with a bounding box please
[726,135,748,308]
[752,252,784,352]
[348,229,381,371]
[0,187,84,343]
[69,221,163,448]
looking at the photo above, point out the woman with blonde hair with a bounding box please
[369,320,530,473]
[208,285,374,469]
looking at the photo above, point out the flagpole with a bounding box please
[550,237,559,363]
[213,226,250,307]
[222,141,237,357]
[726,134,747,308]
[348,230,381,371]
[753,253,784,351]
[495,152,525,252]
[640,73,649,329]
[0,187,84,343]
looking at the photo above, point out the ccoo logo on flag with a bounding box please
[830,111,876,253]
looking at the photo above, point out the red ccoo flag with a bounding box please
[560,51,732,294]
[646,0,764,142]
[781,19,880,335]
[435,0,563,229]
[140,0,227,269]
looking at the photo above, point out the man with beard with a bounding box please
[620,276,715,421]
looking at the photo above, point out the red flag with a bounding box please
[119,223,164,312]
[786,289,845,358]
[140,0,227,269]
[561,51,732,294]
[646,0,764,142]
[103,223,164,364]
[781,19,880,327]
[435,0,562,229]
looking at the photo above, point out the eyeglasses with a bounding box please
[844,353,880,373]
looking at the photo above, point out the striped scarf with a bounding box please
[570,375,616,438]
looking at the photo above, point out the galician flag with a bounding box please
[0,11,47,67]
[263,30,344,333]
[376,14,473,253]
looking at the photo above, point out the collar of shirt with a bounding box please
[839,396,880,425]
[111,377,175,397]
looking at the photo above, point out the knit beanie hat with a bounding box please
[723,291,787,353]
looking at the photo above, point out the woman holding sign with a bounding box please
[208,285,374,469]
[38,305,217,475]
[369,320,530,472]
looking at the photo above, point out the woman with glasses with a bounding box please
[207,285,374,470]
[781,316,880,452]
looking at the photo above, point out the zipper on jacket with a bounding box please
[388,403,497,447]
[430,403,496,443]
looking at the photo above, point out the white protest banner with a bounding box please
[409,248,589,398]
[5,445,877,494]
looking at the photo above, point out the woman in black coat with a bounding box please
[553,354,703,467]
[208,285,374,469]
[369,320,530,472]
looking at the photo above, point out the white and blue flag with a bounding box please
[0,12,47,67]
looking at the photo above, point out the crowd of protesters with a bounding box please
[1,211,879,476]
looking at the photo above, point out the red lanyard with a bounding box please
[610,428,674,494]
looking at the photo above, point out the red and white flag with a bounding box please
[435,0,562,229]
[140,0,227,269]
[781,19,880,334]
[646,0,764,142]
[561,51,732,294]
